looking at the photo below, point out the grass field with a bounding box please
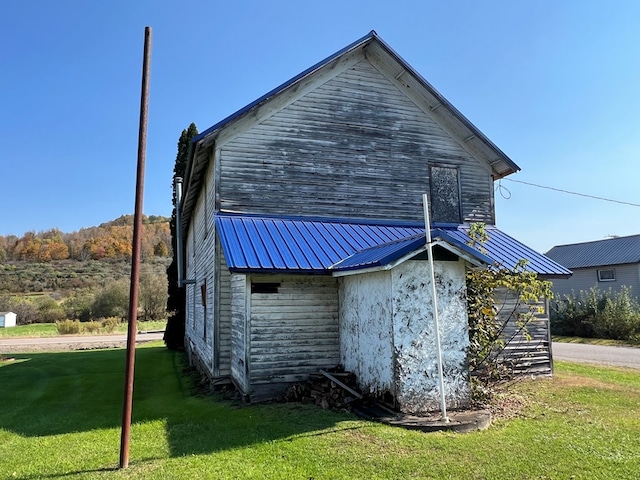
[0,321,166,338]
[1,345,639,479]
[553,335,640,347]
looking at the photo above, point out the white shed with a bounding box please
[0,311,17,328]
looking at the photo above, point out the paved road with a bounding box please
[0,331,164,353]
[553,342,640,369]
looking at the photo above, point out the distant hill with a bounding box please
[0,215,172,295]
[0,214,171,263]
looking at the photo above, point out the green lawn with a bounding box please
[1,345,639,479]
[553,335,640,347]
[0,321,166,338]
[0,323,58,337]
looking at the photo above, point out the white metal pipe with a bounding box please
[175,177,184,288]
[422,193,449,423]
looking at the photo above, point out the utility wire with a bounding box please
[499,178,640,208]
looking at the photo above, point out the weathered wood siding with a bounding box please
[495,288,552,375]
[230,273,249,393]
[248,275,339,401]
[217,58,494,223]
[185,219,197,361]
[184,185,215,378]
[217,243,233,377]
[551,264,640,301]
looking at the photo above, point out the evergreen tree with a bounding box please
[164,123,198,350]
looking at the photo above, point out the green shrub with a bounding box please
[56,319,82,335]
[82,321,102,334]
[551,287,640,341]
[101,317,121,333]
[36,296,65,323]
[592,286,640,340]
[91,279,129,319]
[62,289,95,321]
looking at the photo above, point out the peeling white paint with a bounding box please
[339,258,471,414]
[392,259,470,413]
[339,271,394,394]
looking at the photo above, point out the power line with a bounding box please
[499,178,640,208]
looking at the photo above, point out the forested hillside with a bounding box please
[0,214,171,263]
[0,215,172,325]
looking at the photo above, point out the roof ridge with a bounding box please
[214,211,425,227]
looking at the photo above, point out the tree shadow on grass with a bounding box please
[0,346,357,460]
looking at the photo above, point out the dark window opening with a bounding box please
[251,282,280,294]
[429,165,462,223]
[412,246,458,261]
[201,282,207,340]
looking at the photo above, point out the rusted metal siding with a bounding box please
[248,275,339,400]
[218,59,494,223]
[339,259,471,413]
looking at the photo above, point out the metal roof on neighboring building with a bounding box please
[545,234,640,269]
[215,213,571,277]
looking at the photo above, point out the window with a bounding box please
[251,282,280,294]
[201,282,207,339]
[429,165,462,223]
[597,269,616,282]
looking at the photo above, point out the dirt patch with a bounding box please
[553,373,627,392]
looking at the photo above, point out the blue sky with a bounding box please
[1,1,639,253]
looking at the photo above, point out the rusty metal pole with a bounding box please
[119,26,152,470]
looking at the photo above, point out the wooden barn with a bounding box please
[177,31,570,413]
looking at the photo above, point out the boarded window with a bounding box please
[597,269,616,282]
[429,165,461,223]
[201,282,207,340]
[251,282,280,294]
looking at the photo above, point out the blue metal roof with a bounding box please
[330,234,428,272]
[215,213,570,277]
[215,213,424,274]
[545,234,640,269]
[436,225,572,277]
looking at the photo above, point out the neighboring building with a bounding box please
[546,234,640,300]
[0,312,17,328]
[177,31,570,413]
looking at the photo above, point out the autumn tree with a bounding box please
[165,123,198,350]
